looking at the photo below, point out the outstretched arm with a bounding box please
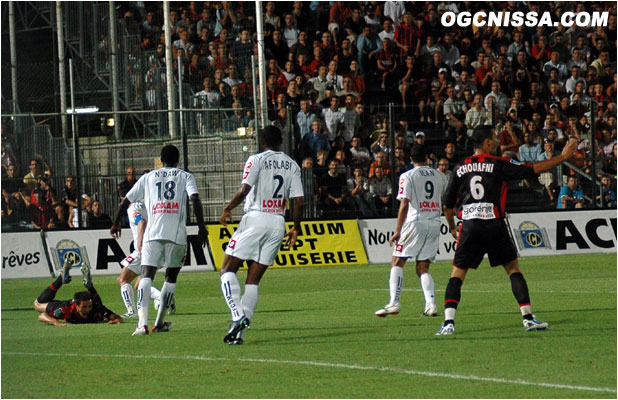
[533,138,577,174]
[219,183,252,225]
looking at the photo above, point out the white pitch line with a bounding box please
[371,288,618,294]
[3,351,615,394]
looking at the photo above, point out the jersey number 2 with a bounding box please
[272,175,284,198]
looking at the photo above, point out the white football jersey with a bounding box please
[241,150,304,215]
[397,166,448,222]
[127,202,147,241]
[126,167,199,245]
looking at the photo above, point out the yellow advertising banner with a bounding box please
[208,220,368,269]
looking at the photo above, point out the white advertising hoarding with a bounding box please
[2,226,215,279]
[1,231,51,279]
[358,210,616,264]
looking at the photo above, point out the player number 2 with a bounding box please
[425,181,434,199]
[272,175,284,198]
[470,176,484,200]
[156,181,176,200]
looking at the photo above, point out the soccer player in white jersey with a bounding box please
[111,145,207,335]
[375,144,448,318]
[116,201,175,319]
[219,125,304,345]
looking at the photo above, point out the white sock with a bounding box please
[444,308,456,322]
[389,266,404,305]
[150,286,161,301]
[520,305,532,317]
[419,272,435,308]
[120,283,136,315]
[220,272,244,321]
[154,281,176,327]
[137,277,152,328]
[241,284,259,320]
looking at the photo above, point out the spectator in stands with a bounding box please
[224,101,250,131]
[368,151,391,179]
[307,65,329,102]
[437,158,452,180]
[369,165,392,216]
[598,174,616,208]
[557,175,584,209]
[465,93,491,144]
[357,25,381,76]
[117,167,137,201]
[378,17,395,41]
[2,164,21,200]
[282,13,299,48]
[266,30,289,68]
[23,155,53,196]
[2,191,27,228]
[499,118,523,159]
[346,60,366,96]
[48,204,70,230]
[344,6,365,44]
[301,120,331,160]
[321,96,345,142]
[340,95,360,143]
[376,38,398,90]
[290,31,311,62]
[370,132,391,160]
[86,200,113,229]
[349,136,371,170]
[336,39,355,75]
[296,99,317,141]
[347,167,376,217]
[519,132,543,163]
[440,33,460,67]
[326,60,344,92]
[319,158,349,218]
[26,190,52,229]
[543,50,568,79]
[393,146,412,177]
[444,86,468,141]
[484,81,509,118]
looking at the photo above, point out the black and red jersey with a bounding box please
[444,153,536,220]
[46,293,115,324]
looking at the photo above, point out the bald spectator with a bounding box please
[117,167,137,201]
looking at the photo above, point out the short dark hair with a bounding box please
[261,125,283,148]
[73,291,93,305]
[410,144,427,163]
[161,144,180,165]
[472,125,494,149]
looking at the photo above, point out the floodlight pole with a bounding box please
[9,2,18,112]
[255,1,268,128]
[56,1,68,140]
[109,1,121,140]
[69,59,83,228]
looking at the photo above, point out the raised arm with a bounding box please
[532,137,577,174]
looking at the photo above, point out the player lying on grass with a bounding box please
[33,261,122,326]
[117,201,175,319]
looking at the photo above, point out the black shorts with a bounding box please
[453,218,518,269]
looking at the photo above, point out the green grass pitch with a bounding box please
[2,253,616,398]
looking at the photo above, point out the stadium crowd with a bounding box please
[2,1,617,227]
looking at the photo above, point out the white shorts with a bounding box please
[225,211,285,266]
[120,249,142,274]
[141,240,186,269]
[392,219,440,262]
